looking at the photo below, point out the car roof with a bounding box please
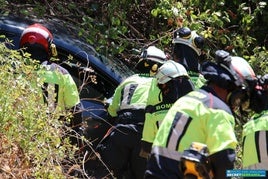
[0,15,134,85]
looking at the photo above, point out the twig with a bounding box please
[82,150,90,179]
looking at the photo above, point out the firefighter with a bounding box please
[145,50,257,179]
[172,27,206,88]
[140,60,195,159]
[242,74,268,178]
[19,23,82,144]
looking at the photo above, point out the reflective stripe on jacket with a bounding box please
[152,88,237,158]
[142,78,173,144]
[108,74,153,118]
[242,111,268,169]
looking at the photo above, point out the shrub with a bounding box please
[0,40,80,178]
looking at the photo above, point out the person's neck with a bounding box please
[206,84,228,103]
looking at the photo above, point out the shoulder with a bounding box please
[51,63,70,75]
[120,74,153,86]
[177,89,232,115]
[243,111,268,135]
[41,62,70,75]
[199,89,231,113]
[189,73,206,88]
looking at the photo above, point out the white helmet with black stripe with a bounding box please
[156,60,189,84]
[135,46,167,76]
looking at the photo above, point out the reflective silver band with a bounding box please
[151,145,182,161]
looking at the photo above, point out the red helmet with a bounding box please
[19,23,56,61]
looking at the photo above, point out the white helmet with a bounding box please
[156,60,189,84]
[140,46,167,64]
[172,27,204,56]
[136,46,167,76]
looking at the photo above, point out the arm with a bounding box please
[64,73,80,109]
[206,110,237,179]
[209,149,235,179]
[107,85,123,117]
[140,111,156,158]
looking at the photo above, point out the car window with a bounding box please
[57,48,117,101]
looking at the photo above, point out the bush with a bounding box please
[0,40,81,178]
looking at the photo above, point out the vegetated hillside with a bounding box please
[2,0,268,69]
[2,4,267,116]
[1,0,162,67]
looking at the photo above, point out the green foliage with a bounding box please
[150,0,268,71]
[2,0,267,69]
[246,46,268,75]
[0,41,78,178]
[234,123,244,169]
[79,0,144,59]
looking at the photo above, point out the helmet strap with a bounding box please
[150,64,158,76]
[50,43,58,57]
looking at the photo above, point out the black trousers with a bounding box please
[97,124,146,179]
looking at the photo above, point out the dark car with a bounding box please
[0,15,134,147]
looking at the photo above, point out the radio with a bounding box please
[180,142,214,179]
